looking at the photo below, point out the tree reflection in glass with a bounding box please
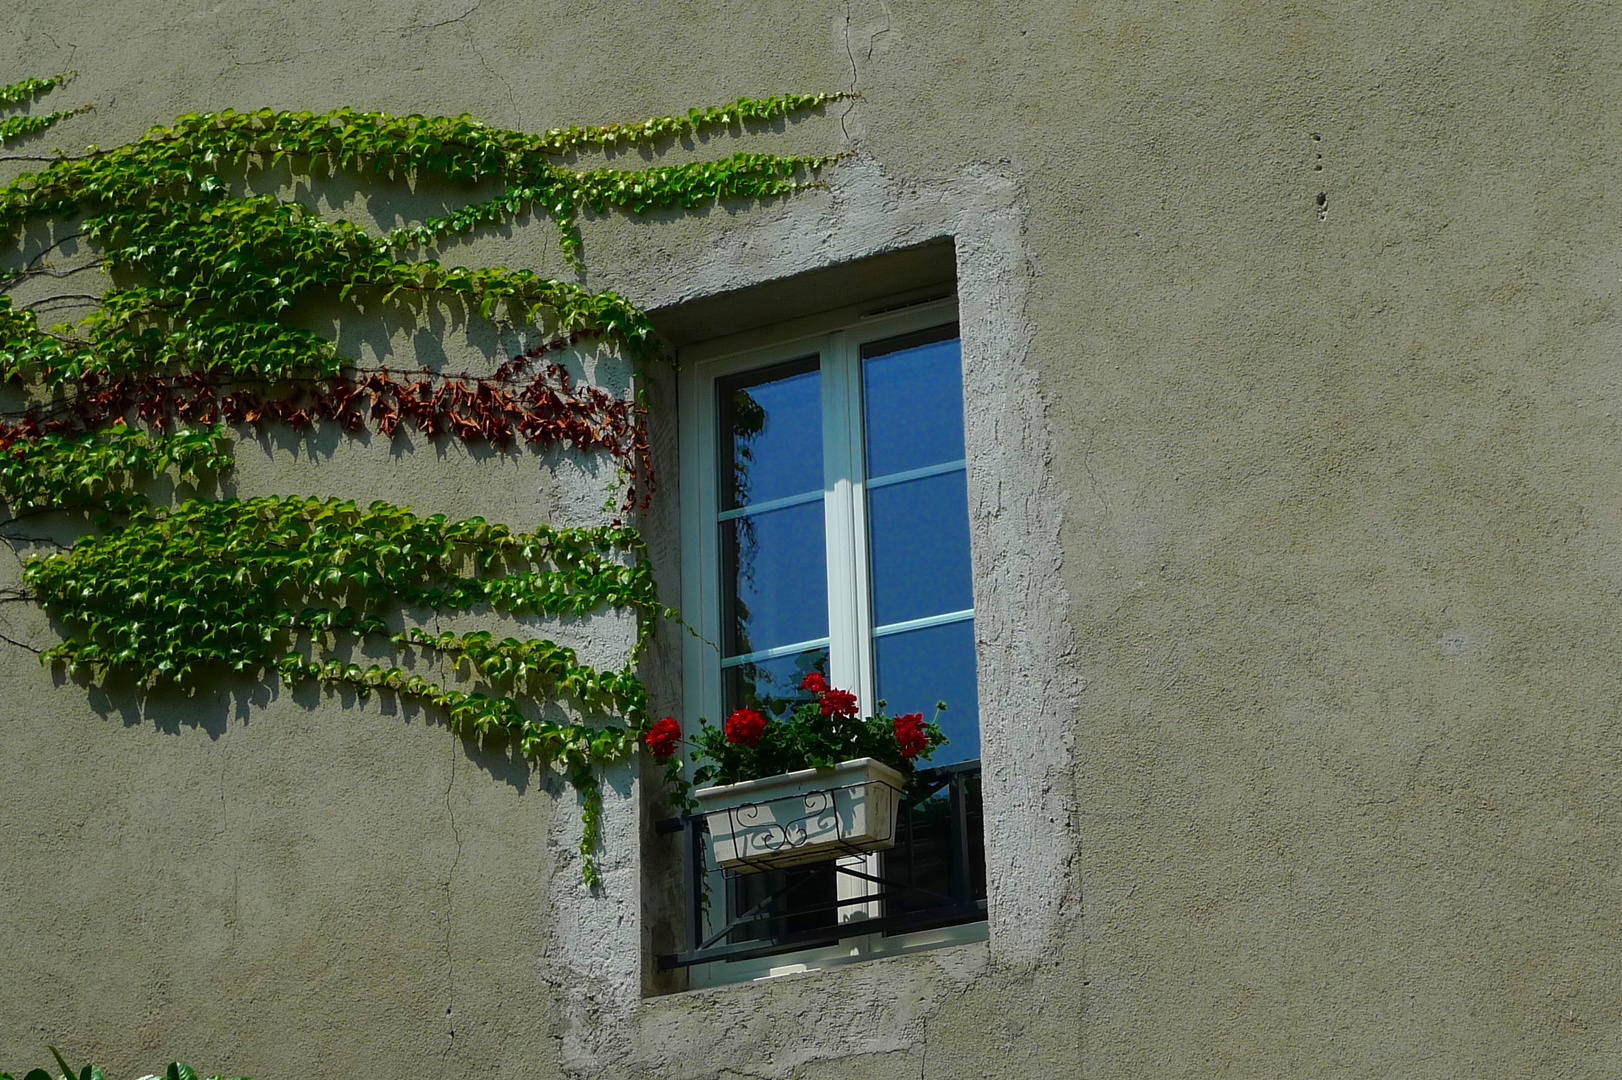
[716,357,828,715]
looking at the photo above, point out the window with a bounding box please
[681,300,980,753]
[666,295,988,983]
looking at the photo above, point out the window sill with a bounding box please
[685,921,991,990]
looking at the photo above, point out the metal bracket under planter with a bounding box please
[656,758,986,970]
[694,757,905,873]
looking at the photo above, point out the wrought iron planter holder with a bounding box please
[657,759,986,970]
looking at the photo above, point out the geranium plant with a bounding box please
[642,672,947,789]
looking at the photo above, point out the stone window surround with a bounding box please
[538,158,1078,1074]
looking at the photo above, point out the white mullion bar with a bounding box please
[864,458,967,492]
[873,607,976,639]
[821,332,862,699]
[843,332,878,714]
[716,487,824,521]
[837,329,883,929]
[720,636,831,668]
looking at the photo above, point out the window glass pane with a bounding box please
[718,357,822,510]
[721,501,828,657]
[875,618,979,764]
[867,468,973,628]
[884,773,986,919]
[728,864,837,941]
[723,645,829,718]
[862,328,964,480]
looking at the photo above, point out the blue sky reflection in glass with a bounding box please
[874,620,979,762]
[862,327,979,762]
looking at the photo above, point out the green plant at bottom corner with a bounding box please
[1,1048,248,1080]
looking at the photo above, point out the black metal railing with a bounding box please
[655,759,986,970]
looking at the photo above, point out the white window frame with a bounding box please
[675,293,986,985]
[678,294,966,728]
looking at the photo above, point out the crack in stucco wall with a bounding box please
[439,733,461,1078]
[839,0,891,149]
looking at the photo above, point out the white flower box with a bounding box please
[694,757,906,874]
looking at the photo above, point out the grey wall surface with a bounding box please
[3,2,1621,1077]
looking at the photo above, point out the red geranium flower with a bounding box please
[893,713,928,759]
[800,671,829,694]
[643,716,681,759]
[724,707,767,747]
[819,688,859,718]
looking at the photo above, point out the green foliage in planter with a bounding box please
[689,675,949,789]
[0,72,845,881]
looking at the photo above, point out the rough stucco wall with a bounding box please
[1,1,1620,1079]
[0,383,639,1079]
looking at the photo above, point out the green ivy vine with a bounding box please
[0,72,88,147]
[0,74,843,882]
[0,421,229,512]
